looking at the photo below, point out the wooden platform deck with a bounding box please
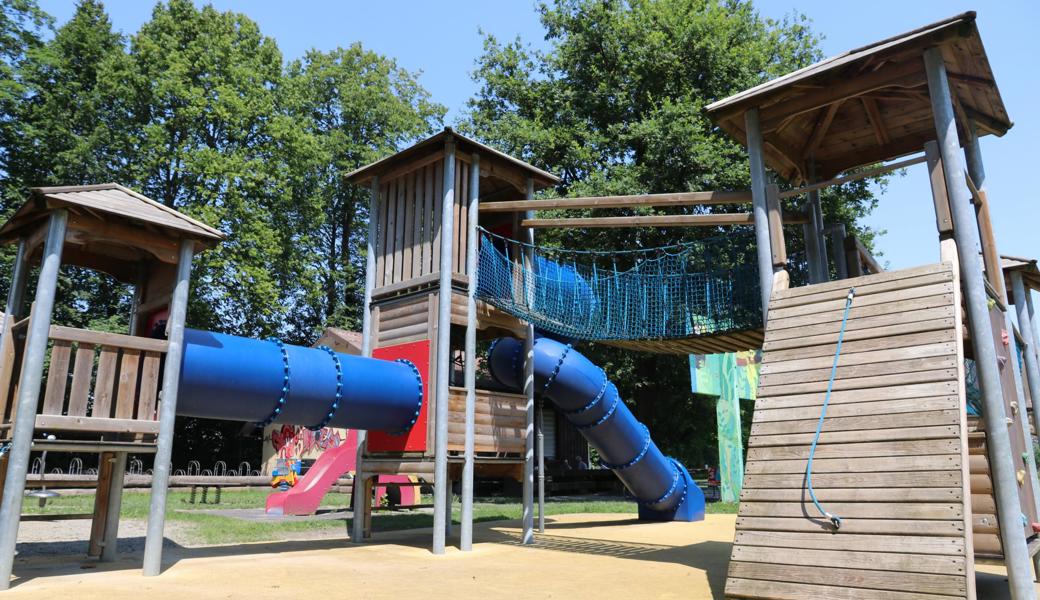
[725,262,975,599]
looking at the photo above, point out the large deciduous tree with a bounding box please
[463,0,881,466]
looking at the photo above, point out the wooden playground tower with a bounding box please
[0,184,223,587]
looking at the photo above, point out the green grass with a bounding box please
[23,489,737,546]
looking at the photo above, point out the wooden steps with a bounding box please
[726,262,975,600]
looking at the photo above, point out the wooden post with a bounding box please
[142,238,194,577]
[352,174,380,544]
[844,236,863,278]
[744,108,775,323]
[924,142,953,235]
[765,184,786,268]
[829,223,848,280]
[100,451,127,561]
[0,210,67,590]
[963,121,1007,303]
[88,452,116,557]
[925,46,1028,598]
[432,139,456,555]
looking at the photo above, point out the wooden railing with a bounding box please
[844,235,883,277]
[32,326,167,435]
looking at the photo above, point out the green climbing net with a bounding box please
[475,227,762,341]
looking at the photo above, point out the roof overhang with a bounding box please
[706,12,1010,182]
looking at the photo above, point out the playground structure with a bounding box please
[0,10,1036,600]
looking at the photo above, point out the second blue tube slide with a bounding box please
[487,336,704,521]
[176,329,423,432]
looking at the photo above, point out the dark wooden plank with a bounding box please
[41,340,72,415]
[91,347,118,419]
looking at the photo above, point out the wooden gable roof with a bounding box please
[346,128,559,200]
[706,12,1010,182]
[0,183,225,245]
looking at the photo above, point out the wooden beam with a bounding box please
[965,172,1007,301]
[779,155,928,199]
[766,185,787,267]
[861,97,890,146]
[521,212,809,229]
[759,60,924,132]
[479,190,753,213]
[923,141,953,234]
[963,105,1012,137]
[801,101,842,159]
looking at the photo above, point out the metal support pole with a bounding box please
[522,178,536,545]
[812,198,829,281]
[828,224,848,280]
[445,479,453,537]
[432,140,456,555]
[1013,273,1040,452]
[461,154,479,551]
[0,211,67,589]
[803,161,825,284]
[142,238,194,577]
[536,398,545,532]
[925,46,1034,600]
[744,108,774,323]
[352,175,380,544]
[1029,291,1040,367]
[0,238,29,367]
[3,239,28,323]
[100,452,128,562]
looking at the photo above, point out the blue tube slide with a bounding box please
[177,329,423,432]
[487,336,704,521]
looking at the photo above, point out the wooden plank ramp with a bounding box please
[726,262,975,600]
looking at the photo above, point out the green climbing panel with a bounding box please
[689,350,760,503]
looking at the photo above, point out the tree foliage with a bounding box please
[463,0,882,466]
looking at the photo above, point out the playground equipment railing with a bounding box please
[0,319,167,439]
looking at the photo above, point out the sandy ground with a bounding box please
[4,513,1036,599]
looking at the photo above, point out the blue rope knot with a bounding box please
[601,423,651,470]
[306,345,344,432]
[257,338,291,427]
[387,358,424,436]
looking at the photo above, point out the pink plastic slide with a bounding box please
[265,442,356,516]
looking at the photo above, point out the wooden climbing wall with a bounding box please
[726,262,975,600]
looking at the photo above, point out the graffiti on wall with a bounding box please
[269,425,345,460]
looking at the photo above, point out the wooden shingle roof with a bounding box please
[1002,255,1040,295]
[706,12,1009,182]
[0,183,225,245]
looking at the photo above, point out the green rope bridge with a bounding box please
[475,227,762,342]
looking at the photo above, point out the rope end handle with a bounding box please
[846,287,856,302]
[828,514,843,530]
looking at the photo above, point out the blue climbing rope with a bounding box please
[806,287,856,530]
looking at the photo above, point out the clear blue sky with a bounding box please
[38,0,1038,275]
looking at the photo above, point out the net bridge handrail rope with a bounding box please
[474,226,762,342]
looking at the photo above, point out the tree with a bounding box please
[280,45,444,337]
[463,0,881,466]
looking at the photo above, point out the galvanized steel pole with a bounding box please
[925,47,1034,600]
[461,154,480,551]
[537,398,545,533]
[744,108,775,323]
[1029,291,1040,366]
[2,239,28,324]
[432,140,456,555]
[522,177,536,545]
[0,211,67,590]
[1012,273,1040,456]
[143,238,194,576]
[352,175,380,544]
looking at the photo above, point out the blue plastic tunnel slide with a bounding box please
[176,329,423,432]
[487,337,704,522]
